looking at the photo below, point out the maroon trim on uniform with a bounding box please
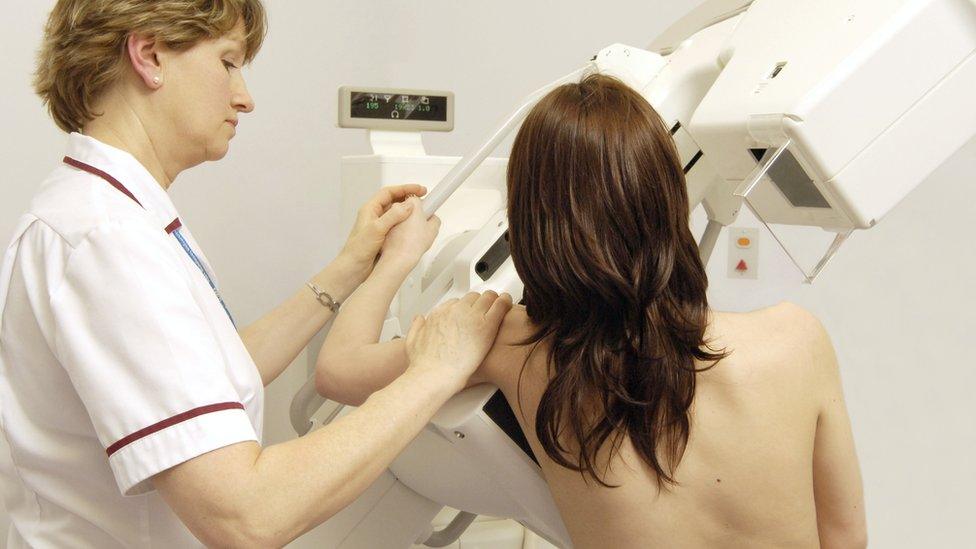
[164,218,182,234]
[63,156,143,208]
[105,402,246,457]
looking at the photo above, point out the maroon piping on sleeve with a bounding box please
[105,402,246,456]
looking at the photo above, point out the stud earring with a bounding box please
[152,75,162,86]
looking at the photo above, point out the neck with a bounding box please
[82,89,180,191]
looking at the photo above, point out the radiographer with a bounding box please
[0,0,512,546]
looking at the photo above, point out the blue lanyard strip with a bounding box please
[172,228,236,328]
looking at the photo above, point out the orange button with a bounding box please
[737,237,751,247]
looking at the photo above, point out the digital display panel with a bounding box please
[350,92,448,122]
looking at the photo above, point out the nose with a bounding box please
[232,73,255,113]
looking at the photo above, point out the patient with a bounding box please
[316,74,866,549]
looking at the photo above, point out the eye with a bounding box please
[222,60,239,71]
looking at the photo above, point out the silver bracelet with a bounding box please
[306,282,341,312]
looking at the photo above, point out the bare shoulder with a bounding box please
[727,301,827,347]
[709,302,835,380]
[478,305,539,389]
[766,302,835,365]
[766,301,828,342]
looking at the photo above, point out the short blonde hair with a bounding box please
[34,0,267,133]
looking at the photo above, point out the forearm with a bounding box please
[316,257,415,400]
[241,367,459,544]
[323,256,414,349]
[241,256,365,385]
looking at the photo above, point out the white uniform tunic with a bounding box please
[0,133,265,547]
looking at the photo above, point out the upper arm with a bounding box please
[472,308,532,389]
[49,221,258,495]
[153,441,265,547]
[315,339,409,405]
[38,220,265,542]
[797,307,867,547]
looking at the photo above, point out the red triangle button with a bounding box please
[735,259,748,272]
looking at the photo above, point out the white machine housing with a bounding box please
[690,0,976,232]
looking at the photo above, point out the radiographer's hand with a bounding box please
[381,196,440,267]
[338,184,428,283]
[405,291,514,391]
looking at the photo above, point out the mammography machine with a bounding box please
[291,0,976,546]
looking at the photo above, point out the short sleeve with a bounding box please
[48,219,257,496]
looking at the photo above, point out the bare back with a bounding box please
[479,302,865,549]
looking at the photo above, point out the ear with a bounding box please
[126,33,163,89]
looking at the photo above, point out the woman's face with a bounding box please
[155,22,254,165]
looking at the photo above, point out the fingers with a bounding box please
[405,291,514,384]
[386,183,428,200]
[474,290,499,314]
[368,184,428,214]
[460,292,480,306]
[374,200,414,234]
[485,293,514,326]
[436,291,511,319]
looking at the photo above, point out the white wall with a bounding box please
[1,0,974,547]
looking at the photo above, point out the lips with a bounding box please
[226,119,238,127]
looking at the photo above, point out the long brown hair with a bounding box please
[507,73,726,487]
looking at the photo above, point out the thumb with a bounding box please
[426,214,442,239]
[405,314,426,347]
